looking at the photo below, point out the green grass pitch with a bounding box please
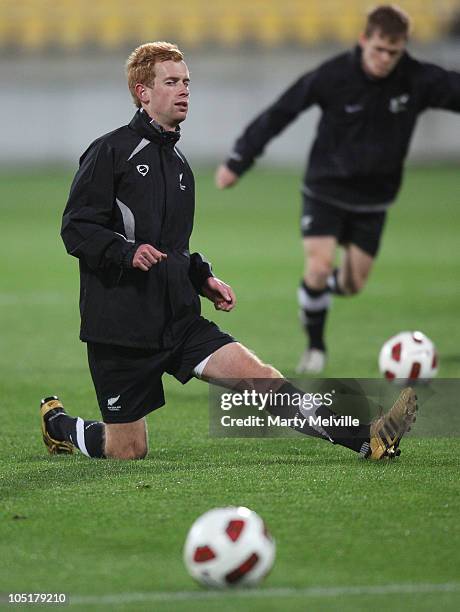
[0,166,459,611]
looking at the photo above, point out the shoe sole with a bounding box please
[40,397,74,455]
[42,433,74,455]
[370,387,418,460]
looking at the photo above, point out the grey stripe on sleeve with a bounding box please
[116,199,136,243]
[174,147,185,163]
[127,138,150,161]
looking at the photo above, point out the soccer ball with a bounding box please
[183,506,275,588]
[378,331,438,382]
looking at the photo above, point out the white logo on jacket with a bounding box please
[137,164,149,176]
[179,173,186,191]
[344,104,363,113]
[389,94,409,113]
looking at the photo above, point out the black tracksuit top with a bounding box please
[62,109,213,349]
[227,47,460,210]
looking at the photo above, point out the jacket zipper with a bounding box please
[158,146,168,245]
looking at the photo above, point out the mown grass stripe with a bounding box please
[70,582,460,605]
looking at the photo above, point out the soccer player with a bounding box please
[40,42,417,462]
[215,5,460,373]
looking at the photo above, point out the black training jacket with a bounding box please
[62,109,213,349]
[226,47,460,210]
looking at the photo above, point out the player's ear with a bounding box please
[358,32,368,47]
[135,83,149,105]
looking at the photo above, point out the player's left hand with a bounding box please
[201,277,236,312]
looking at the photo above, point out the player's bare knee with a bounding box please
[236,349,282,381]
[259,363,282,378]
[246,351,282,379]
[131,449,148,460]
[130,435,148,459]
[306,261,333,288]
[107,444,147,460]
[134,440,148,459]
[242,363,283,395]
[104,425,148,460]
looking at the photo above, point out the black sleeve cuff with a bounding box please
[226,155,254,176]
[189,252,214,295]
[121,242,140,269]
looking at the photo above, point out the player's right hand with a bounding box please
[132,244,167,271]
[215,164,239,189]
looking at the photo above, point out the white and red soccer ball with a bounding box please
[183,506,275,588]
[379,331,438,382]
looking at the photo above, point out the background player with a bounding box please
[216,4,460,373]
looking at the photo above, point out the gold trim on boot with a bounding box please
[40,397,74,455]
[368,387,418,460]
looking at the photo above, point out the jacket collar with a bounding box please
[128,108,181,146]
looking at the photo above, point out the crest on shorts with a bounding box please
[137,164,149,176]
[301,215,312,231]
[107,395,121,411]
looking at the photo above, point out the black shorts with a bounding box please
[301,194,387,257]
[87,317,235,424]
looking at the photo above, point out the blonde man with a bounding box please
[40,42,417,462]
